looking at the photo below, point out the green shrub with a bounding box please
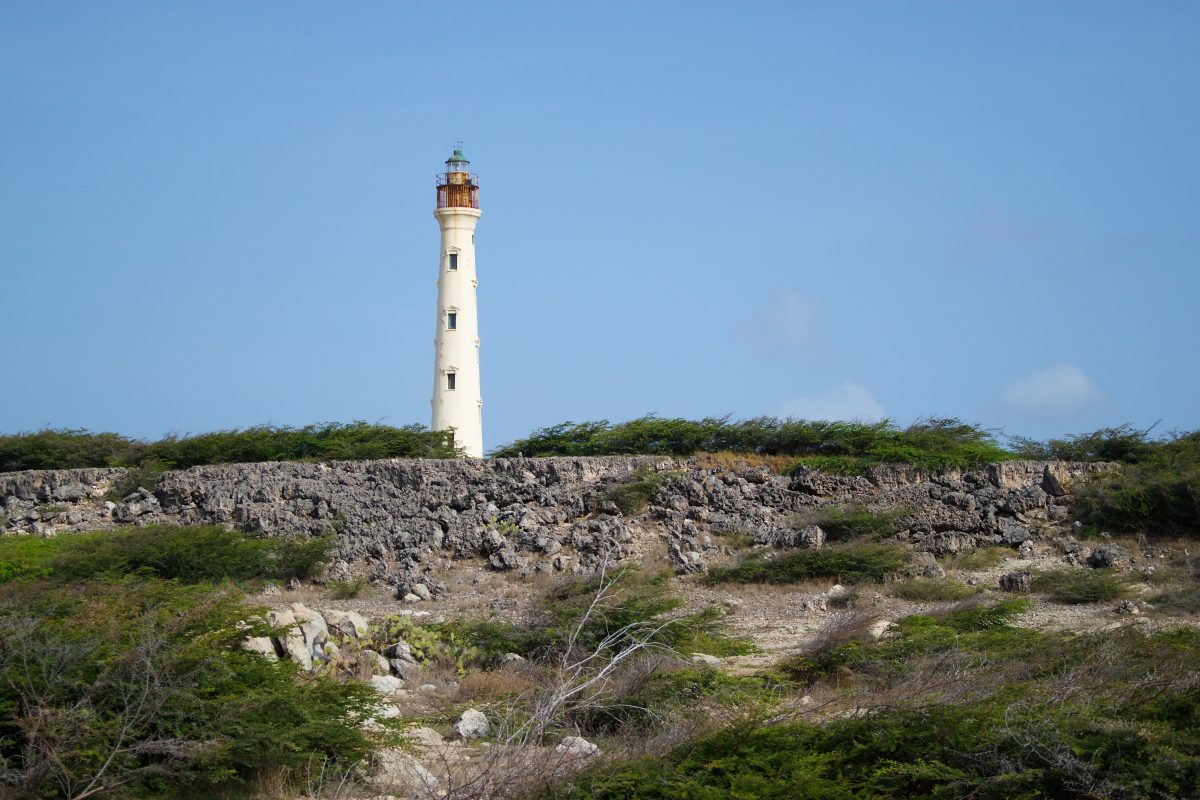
[889,577,979,602]
[430,568,753,667]
[0,428,137,472]
[562,616,1200,800]
[941,546,1010,571]
[603,467,667,515]
[105,460,169,500]
[0,421,462,473]
[572,666,779,736]
[0,526,332,585]
[325,577,369,599]
[492,415,1014,471]
[1009,423,1162,463]
[800,504,910,542]
[1032,569,1129,604]
[0,578,385,797]
[706,543,909,586]
[1072,431,1200,538]
[0,535,59,583]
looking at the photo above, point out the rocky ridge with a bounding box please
[1,457,1112,594]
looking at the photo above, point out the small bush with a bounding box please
[105,461,169,500]
[325,577,369,599]
[706,543,908,585]
[604,468,667,515]
[889,577,979,602]
[933,596,1031,631]
[1032,569,1129,604]
[800,504,910,542]
[941,546,1010,571]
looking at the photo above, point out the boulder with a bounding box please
[998,572,1032,593]
[454,708,489,740]
[794,524,825,549]
[1088,544,1129,569]
[370,675,403,695]
[240,636,279,660]
[323,609,370,640]
[555,736,600,757]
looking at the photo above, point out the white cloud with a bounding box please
[1004,364,1102,412]
[778,382,885,422]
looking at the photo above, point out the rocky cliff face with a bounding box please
[0,457,1111,593]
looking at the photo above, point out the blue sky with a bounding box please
[2,2,1197,452]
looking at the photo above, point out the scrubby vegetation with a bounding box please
[1032,568,1131,605]
[436,567,754,667]
[0,421,461,473]
[0,524,331,585]
[888,576,979,601]
[1073,431,1200,538]
[0,526,385,798]
[550,602,1200,799]
[492,415,1014,471]
[706,543,909,586]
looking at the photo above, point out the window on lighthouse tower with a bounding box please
[448,253,458,270]
[446,372,456,391]
[447,312,457,330]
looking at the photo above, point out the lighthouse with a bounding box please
[431,147,484,457]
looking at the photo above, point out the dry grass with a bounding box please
[456,668,540,704]
[940,546,1012,572]
[694,451,798,474]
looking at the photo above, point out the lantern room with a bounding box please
[436,147,479,209]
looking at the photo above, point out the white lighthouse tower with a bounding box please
[431,147,484,457]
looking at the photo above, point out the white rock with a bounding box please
[411,583,432,601]
[240,636,278,661]
[827,584,848,598]
[555,736,600,757]
[690,653,723,667]
[418,683,439,694]
[267,608,296,628]
[372,748,440,794]
[868,619,893,640]
[455,708,490,740]
[403,593,422,603]
[323,609,370,639]
[370,675,403,695]
[268,609,313,670]
[501,652,526,665]
[376,704,402,720]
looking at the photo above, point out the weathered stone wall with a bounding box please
[0,457,1112,593]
